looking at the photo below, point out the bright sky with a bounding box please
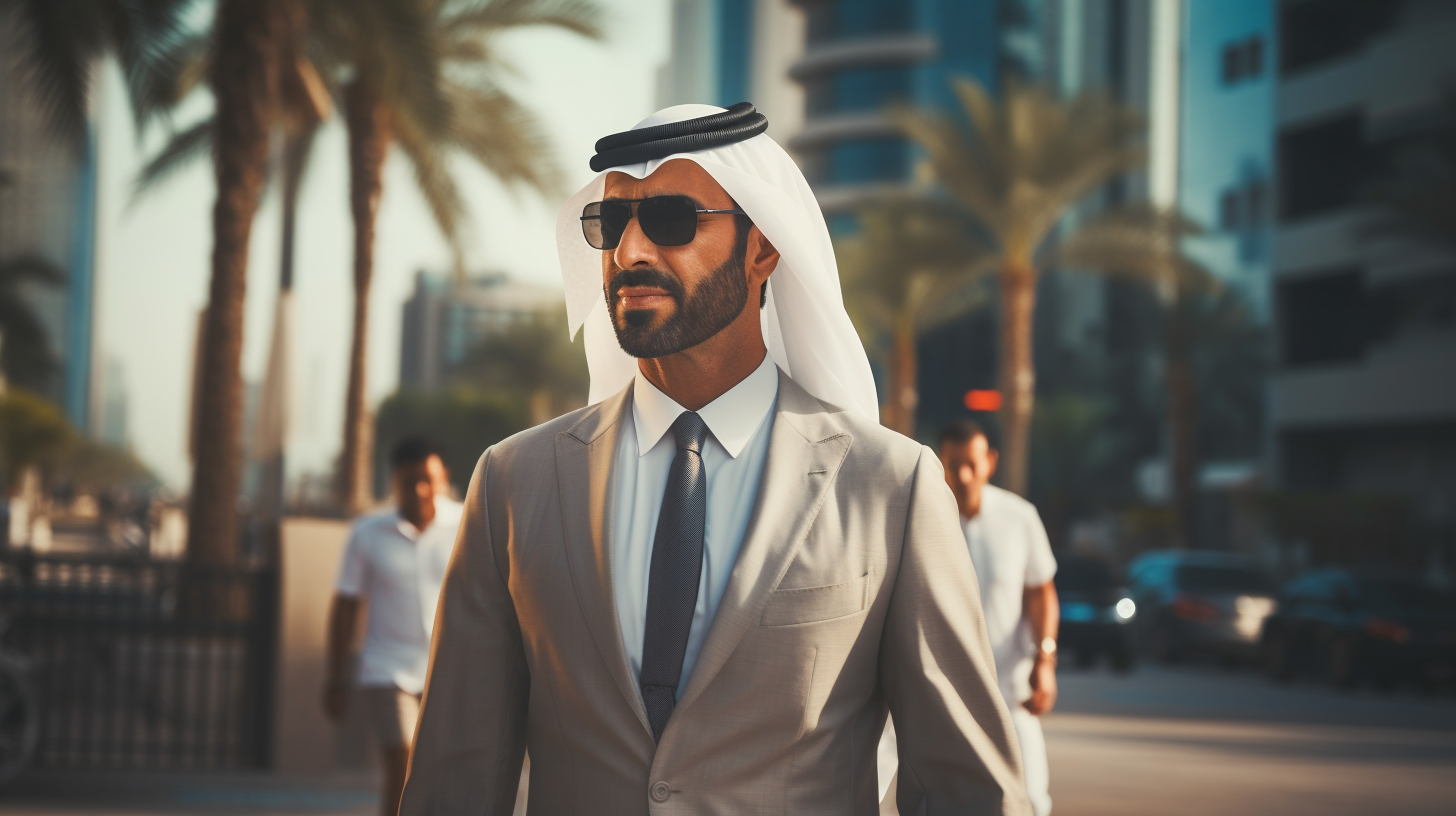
[94,1,671,488]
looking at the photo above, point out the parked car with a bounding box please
[1055,556,1136,672]
[1125,550,1277,663]
[1261,567,1456,690]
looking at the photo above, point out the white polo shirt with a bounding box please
[335,496,464,693]
[962,484,1057,708]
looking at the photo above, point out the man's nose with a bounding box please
[613,213,660,269]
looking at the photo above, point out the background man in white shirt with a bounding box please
[941,420,1061,816]
[323,437,463,816]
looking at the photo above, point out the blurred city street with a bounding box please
[0,664,1452,815]
[1048,664,1456,816]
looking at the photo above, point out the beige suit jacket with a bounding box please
[401,371,1030,816]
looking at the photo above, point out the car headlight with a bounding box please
[1115,597,1137,620]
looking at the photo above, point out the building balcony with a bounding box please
[788,33,937,82]
[1271,337,1456,429]
[787,110,901,152]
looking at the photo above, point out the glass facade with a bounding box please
[792,0,1019,203]
[1178,0,1277,320]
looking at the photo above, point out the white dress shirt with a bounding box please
[961,484,1057,707]
[335,495,464,693]
[612,351,779,698]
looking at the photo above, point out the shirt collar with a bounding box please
[394,495,462,540]
[631,351,779,459]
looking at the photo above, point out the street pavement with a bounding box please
[0,663,1452,814]
[1045,661,1456,816]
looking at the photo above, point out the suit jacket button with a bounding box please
[650,781,671,802]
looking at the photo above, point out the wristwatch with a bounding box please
[1038,637,1058,657]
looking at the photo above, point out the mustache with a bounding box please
[607,268,684,304]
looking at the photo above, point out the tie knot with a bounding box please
[669,411,709,453]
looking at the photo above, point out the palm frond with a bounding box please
[393,115,466,271]
[129,116,212,204]
[441,0,604,41]
[896,77,1148,260]
[4,0,194,146]
[442,79,561,197]
[0,253,68,287]
[1046,203,1217,299]
[128,29,210,132]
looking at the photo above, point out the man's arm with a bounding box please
[321,595,361,722]
[880,447,1031,816]
[399,448,528,816]
[1022,581,1059,715]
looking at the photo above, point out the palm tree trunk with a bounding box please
[1165,301,1198,548]
[996,257,1038,497]
[887,310,918,437]
[187,0,288,565]
[340,78,392,515]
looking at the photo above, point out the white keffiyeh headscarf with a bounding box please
[555,104,879,422]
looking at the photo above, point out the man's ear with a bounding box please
[746,225,780,286]
[985,448,999,479]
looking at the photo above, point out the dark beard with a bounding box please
[605,242,749,359]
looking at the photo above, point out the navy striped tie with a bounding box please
[639,411,709,742]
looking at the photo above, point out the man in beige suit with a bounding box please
[401,104,1029,816]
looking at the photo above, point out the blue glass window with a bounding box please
[829,139,911,183]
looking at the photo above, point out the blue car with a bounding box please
[1056,557,1137,672]
[1261,567,1456,690]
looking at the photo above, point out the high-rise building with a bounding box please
[1270,0,1456,538]
[0,19,98,430]
[657,0,807,139]
[398,271,562,392]
[787,0,1041,214]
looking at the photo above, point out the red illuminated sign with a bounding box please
[964,389,1002,412]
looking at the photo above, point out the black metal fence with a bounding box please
[0,553,278,771]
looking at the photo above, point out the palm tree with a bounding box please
[318,0,603,514]
[1051,204,1219,547]
[0,0,192,147]
[836,199,991,436]
[892,78,1145,495]
[0,255,66,390]
[132,10,332,533]
[186,0,298,565]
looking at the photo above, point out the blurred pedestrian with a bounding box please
[401,104,1029,815]
[322,437,461,816]
[941,419,1060,816]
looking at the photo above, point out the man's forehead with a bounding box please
[603,159,731,202]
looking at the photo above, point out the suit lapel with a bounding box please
[555,385,653,738]
[674,372,853,717]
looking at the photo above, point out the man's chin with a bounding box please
[622,308,656,329]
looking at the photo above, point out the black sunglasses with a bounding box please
[580,195,747,250]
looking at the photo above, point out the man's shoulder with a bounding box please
[346,509,398,543]
[479,395,624,480]
[983,484,1043,526]
[777,374,926,477]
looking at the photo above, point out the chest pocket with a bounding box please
[761,574,869,626]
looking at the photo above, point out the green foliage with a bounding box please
[374,387,525,494]
[0,253,67,389]
[376,306,588,493]
[892,78,1145,263]
[51,438,154,491]
[836,199,993,346]
[0,0,194,147]
[448,307,588,415]
[0,389,75,492]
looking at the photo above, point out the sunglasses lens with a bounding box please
[639,196,699,247]
[582,201,632,250]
